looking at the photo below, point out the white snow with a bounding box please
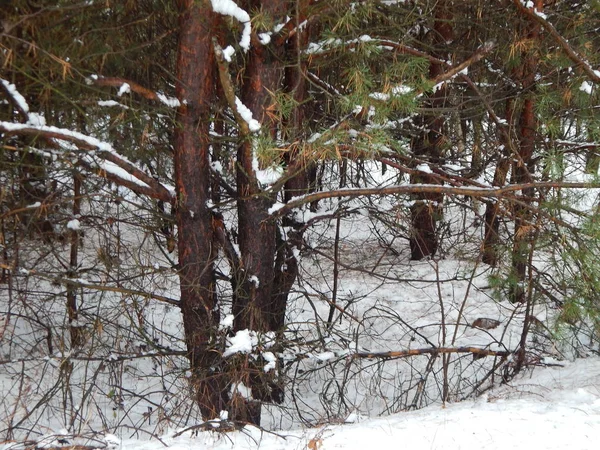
[219,314,234,329]
[248,275,260,287]
[27,112,46,126]
[222,329,258,357]
[36,357,599,450]
[314,351,336,362]
[66,219,81,230]
[117,83,130,97]
[222,45,236,62]
[210,0,251,51]
[580,80,593,94]
[0,121,172,193]
[103,434,120,449]
[268,202,285,214]
[234,96,261,132]
[262,351,277,372]
[258,32,272,45]
[84,154,151,188]
[256,165,284,186]
[416,163,433,173]
[156,92,180,108]
[98,100,129,108]
[231,382,253,400]
[1,78,29,114]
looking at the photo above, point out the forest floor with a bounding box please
[5,356,598,450]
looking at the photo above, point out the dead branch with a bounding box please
[269,180,598,217]
[354,346,511,360]
[0,122,174,202]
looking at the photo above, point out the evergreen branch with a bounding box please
[431,41,495,86]
[513,0,600,83]
[91,76,180,107]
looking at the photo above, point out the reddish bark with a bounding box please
[234,0,287,333]
[283,0,316,204]
[228,0,292,424]
[174,0,225,421]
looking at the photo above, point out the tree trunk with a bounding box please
[482,99,514,267]
[174,0,225,421]
[509,0,542,303]
[409,1,453,260]
[283,0,316,204]
[228,0,292,425]
[67,174,84,348]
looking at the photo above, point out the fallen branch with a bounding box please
[354,346,511,360]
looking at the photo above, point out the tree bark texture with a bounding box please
[230,0,299,424]
[409,1,453,260]
[174,0,225,421]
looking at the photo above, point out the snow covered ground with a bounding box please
[5,356,598,449]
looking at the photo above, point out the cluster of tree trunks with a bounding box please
[174,0,312,424]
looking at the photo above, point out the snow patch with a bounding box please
[157,93,180,108]
[223,45,236,62]
[223,329,258,357]
[231,382,253,400]
[580,80,593,95]
[416,163,433,174]
[27,112,46,126]
[66,219,81,230]
[219,314,234,330]
[117,83,130,97]
[258,33,272,45]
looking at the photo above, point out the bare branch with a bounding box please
[0,122,174,202]
[354,346,511,360]
[269,180,598,217]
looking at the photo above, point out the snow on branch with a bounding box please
[91,76,180,107]
[0,78,30,118]
[0,121,174,202]
[213,39,261,136]
[211,0,251,51]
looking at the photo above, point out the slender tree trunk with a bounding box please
[174,0,225,421]
[482,99,514,266]
[510,0,542,303]
[283,0,316,204]
[410,1,453,260]
[67,174,83,348]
